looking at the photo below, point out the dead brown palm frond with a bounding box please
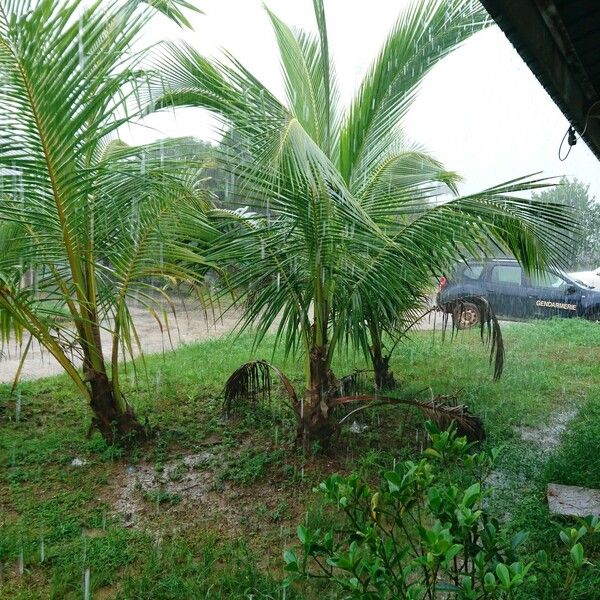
[223,359,298,415]
[331,391,485,442]
[440,296,504,380]
[338,369,373,396]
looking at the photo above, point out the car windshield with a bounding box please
[562,272,595,289]
[573,278,595,289]
[526,267,595,290]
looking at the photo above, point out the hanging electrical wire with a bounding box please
[559,100,600,161]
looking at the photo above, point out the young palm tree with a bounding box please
[154,0,574,448]
[352,145,570,389]
[0,0,215,443]
[354,148,462,389]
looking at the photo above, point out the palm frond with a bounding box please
[333,392,485,442]
[125,0,202,28]
[440,295,504,380]
[223,359,299,415]
[339,0,490,184]
[265,1,340,154]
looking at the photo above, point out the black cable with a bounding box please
[558,126,573,161]
[558,100,600,161]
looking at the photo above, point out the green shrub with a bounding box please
[285,423,599,599]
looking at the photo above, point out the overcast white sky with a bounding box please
[121,0,600,199]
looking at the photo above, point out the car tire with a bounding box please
[453,301,481,329]
[586,310,600,323]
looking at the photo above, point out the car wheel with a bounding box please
[453,302,481,329]
[586,310,600,323]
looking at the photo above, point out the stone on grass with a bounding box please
[547,483,600,518]
[349,420,368,434]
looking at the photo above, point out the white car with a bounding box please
[569,267,600,289]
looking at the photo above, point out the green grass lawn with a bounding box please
[1,319,600,598]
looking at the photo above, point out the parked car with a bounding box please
[569,267,600,290]
[437,258,600,328]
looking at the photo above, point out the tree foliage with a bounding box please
[0,0,214,440]
[532,177,600,269]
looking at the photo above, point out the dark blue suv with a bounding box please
[437,259,600,328]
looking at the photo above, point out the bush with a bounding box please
[285,423,600,599]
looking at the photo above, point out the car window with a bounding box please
[490,265,522,286]
[463,265,484,280]
[529,270,568,290]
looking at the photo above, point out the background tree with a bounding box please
[0,0,215,443]
[146,137,234,207]
[532,177,600,269]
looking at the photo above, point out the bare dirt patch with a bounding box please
[103,443,328,545]
[111,452,215,528]
[94,586,118,600]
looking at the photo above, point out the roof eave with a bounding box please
[480,0,600,161]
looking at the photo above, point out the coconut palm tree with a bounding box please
[352,147,462,389]
[153,0,574,449]
[352,144,569,390]
[0,0,216,443]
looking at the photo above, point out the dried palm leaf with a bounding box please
[332,392,485,442]
[223,360,298,415]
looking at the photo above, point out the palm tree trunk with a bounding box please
[369,322,395,390]
[297,274,340,450]
[83,320,145,444]
[87,369,144,443]
[371,341,395,390]
[298,344,337,451]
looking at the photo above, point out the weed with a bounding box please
[143,490,182,505]
[215,447,286,487]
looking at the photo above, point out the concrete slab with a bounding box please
[547,483,600,518]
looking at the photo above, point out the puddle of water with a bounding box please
[515,408,577,451]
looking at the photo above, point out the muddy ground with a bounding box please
[0,300,453,383]
[0,300,243,383]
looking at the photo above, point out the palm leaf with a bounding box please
[333,392,485,442]
[223,359,299,415]
[339,0,490,185]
